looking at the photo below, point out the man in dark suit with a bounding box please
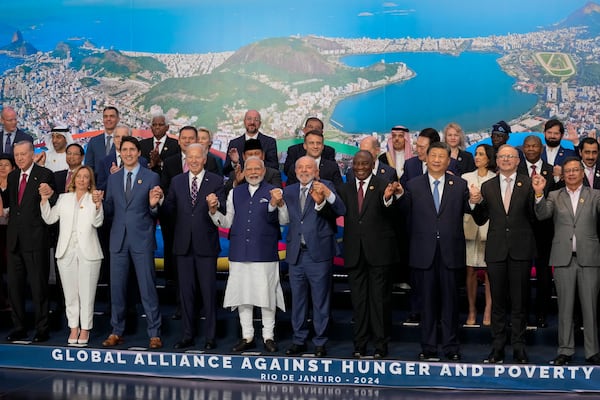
[54,143,85,193]
[0,106,34,154]
[541,119,577,181]
[284,117,335,179]
[338,150,400,358]
[224,139,281,195]
[347,137,398,183]
[96,126,136,191]
[472,144,537,364]
[579,137,600,189]
[223,110,278,176]
[401,128,459,187]
[286,130,342,187]
[84,106,119,173]
[519,135,555,328]
[5,141,57,342]
[161,126,221,193]
[280,156,346,357]
[101,136,164,349]
[401,142,472,361]
[162,144,224,350]
[139,115,180,175]
[533,158,600,365]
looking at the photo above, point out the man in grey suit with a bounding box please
[533,157,600,365]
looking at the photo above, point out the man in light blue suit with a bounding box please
[279,156,346,357]
[85,106,118,173]
[101,136,164,350]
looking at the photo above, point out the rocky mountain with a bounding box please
[0,30,37,56]
[555,1,600,37]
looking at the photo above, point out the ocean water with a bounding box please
[331,52,538,133]
[0,54,24,76]
[0,0,589,53]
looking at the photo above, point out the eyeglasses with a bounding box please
[563,168,582,174]
[496,154,519,160]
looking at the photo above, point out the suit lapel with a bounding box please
[559,189,575,219]
[574,187,588,223]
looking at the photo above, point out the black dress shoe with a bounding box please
[586,353,600,365]
[171,313,181,321]
[484,349,505,364]
[374,348,388,359]
[32,332,50,343]
[352,347,366,358]
[285,343,307,355]
[550,354,572,366]
[204,339,216,350]
[405,313,421,324]
[315,346,327,357]
[264,339,278,352]
[6,330,28,341]
[418,351,440,361]
[232,339,256,352]
[445,352,462,361]
[174,338,195,349]
[513,349,529,364]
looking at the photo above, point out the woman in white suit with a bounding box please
[462,144,496,326]
[40,165,103,345]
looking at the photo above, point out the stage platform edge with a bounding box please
[0,344,598,393]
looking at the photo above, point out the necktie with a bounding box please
[65,171,73,192]
[105,135,112,155]
[530,165,537,176]
[4,132,12,154]
[17,173,27,205]
[300,186,308,212]
[154,140,161,153]
[357,180,364,213]
[433,180,440,212]
[117,155,123,168]
[183,158,189,173]
[588,168,594,187]
[503,177,512,214]
[125,171,132,202]
[191,176,198,206]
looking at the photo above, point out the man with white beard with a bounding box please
[208,156,285,353]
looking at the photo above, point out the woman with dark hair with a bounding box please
[444,122,476,175]
[40,165,104,345]
[462,144,496,326]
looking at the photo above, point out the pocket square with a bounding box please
[260,198,269,203]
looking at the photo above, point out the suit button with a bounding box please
[300,221,304,224]
[506,228,510,232]
[358,220,362,224]
[248,211,252,214]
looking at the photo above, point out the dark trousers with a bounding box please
[487,258,530,351]
[347,248,392,350]
[177,254,217,341]
[7,248,50,334]
[289,250,332,347]
[415,242,460,354]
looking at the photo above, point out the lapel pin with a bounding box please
[542,170,547,176]
[580,198,585,204]
[137,179,142,184]
[380,168,385,174]
[164,147,168,151]
[596,171,600,178]
[369,186,375,190]
[458,157,462,161]
[517,181,522,187]
[449,180,454,185]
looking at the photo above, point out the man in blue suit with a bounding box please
[101,136,164,349]
[163,143,224,350]
[400,142,473,361]
[85,106,118,173]
[541,119,577,182]
[279,156,346,357]
[223,110,278,176]
[0,106,33,154]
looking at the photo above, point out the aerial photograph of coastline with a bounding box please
[0,0,598,153]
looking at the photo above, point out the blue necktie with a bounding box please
[433,180,440,212]
[4,132,12,154]
[125,171,132,202]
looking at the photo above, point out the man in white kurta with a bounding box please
[208,157,285,353]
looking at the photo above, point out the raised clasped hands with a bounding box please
[469,184,482,204]
[269,188,284,207]
[206,193,219,214]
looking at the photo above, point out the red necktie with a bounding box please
[530,165,537,176]
[18,173,27,205]
[65,171,73,192]
[357,180,364,213]
[154,140,161,153]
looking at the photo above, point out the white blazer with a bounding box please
[40,192,104,261]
